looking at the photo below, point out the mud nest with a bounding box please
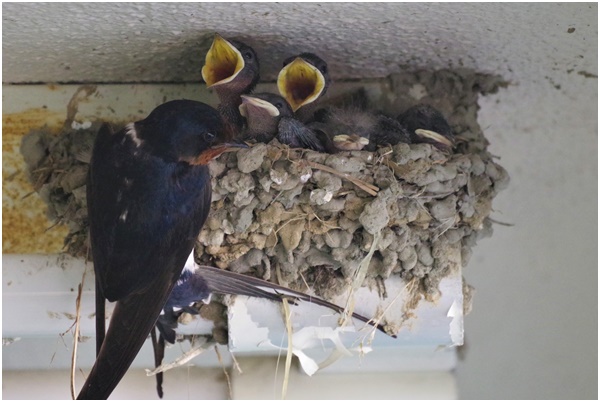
[21,69,509,304]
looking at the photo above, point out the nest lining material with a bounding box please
[21,69,509,313]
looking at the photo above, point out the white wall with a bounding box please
[456,79,597,399]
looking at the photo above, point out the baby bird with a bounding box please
[397,104,455,151]
[239,93,294,143]
[239,93,325,152]
[277,53,330,121]
[309,107,374,152]
[310,107,412,153]
[202,33,260,132]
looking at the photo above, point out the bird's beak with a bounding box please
[277,57,326,112]
[239,95,280,118]
[332,134,370,151]
[414,129,455,148]
[187,141,248,166]
[202,34,244,88]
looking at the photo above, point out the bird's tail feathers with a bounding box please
[95,278,106,356]
[196,266,394,337]
[77,283,174,399]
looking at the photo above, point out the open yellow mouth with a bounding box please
[201,34,244,87]
[277,57,326,112]
[239,95,280,118]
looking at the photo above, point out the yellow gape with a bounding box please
[277,57,326,111]
[201,34,244,87]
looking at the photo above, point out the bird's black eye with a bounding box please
[205,132,215,142]
[244,51,253,60]
[320,64,328,74]
[275,102,283,110]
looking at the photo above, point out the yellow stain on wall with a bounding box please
[3,108,69,253]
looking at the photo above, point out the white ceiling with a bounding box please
[2,2,597,89]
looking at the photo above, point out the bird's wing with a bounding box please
[150,328,165,398]
[87,126,212,301]
[87,123,113,354]
[79,273,184,399]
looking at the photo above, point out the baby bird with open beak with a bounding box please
[239,93,325,152]
[397,104,455,151]
[202,33,260,132]
[277,52,330,122]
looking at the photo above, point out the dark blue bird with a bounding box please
[79,100,244,399]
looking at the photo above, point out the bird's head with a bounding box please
[239,93,294,138]
[277,52,330,112]
[201,33,260,95]
[239,93,294,121]
[398,104,455,151]
[133,100,246,165]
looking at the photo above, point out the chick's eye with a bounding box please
[320,65,328,74]
[244,51,253,60]
[205,132,215,142]
[275,102,283,109]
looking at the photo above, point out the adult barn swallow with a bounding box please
[238,93,325,152]
[202,34,260,132]
[397,104,455,151]
[79,100,244,399]
[277,53,330,121]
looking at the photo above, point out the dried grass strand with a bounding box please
[281,299,293,400]
[307,160,379,196]
[70,267,86,399]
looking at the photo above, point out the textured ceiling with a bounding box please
[2,2,597,90]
